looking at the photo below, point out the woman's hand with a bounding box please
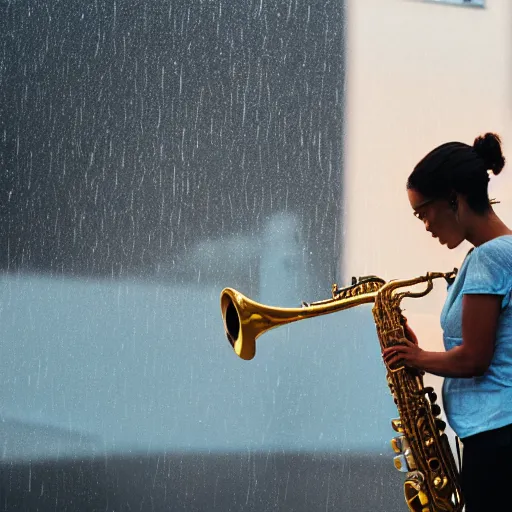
[382,319,422,369]
[382,339,425,369]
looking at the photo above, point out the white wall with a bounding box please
[343,0,512,281]
[342,0,512,410]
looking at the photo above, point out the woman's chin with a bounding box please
[444,238,463,250]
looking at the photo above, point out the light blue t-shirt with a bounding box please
[440,235,512,439]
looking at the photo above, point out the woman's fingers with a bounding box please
[382,343,410,366]
[382,340,412,355]
[384,353,403,366]
[383,347,401,360]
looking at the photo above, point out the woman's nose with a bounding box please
[423,219,431,232]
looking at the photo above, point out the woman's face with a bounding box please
[407,188,465,249]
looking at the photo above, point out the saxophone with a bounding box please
[220,270,464,512]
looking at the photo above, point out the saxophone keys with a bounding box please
[394,454,406,472]
[404,449,418,471]
[391,418,404,433]
[435,418,447,432]
[433,476,447,489]
[431,403,441,416]
[393,453,408,472]
[390,433,408,453]
[391,438,401,454]
[393,448,417,473]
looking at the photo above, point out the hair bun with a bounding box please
[473,132,505,175]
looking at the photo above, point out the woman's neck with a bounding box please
[465,210,512,247]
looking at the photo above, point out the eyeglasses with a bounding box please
[413,197,501,220]
[412,198,436,220]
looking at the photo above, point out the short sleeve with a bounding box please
[462,239,512,309]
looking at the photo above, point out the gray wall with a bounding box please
[0,0,345,299]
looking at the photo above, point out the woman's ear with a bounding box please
[449,192,458,211]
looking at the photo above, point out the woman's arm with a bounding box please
[382,294,502,378]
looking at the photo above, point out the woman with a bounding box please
[382,132,512,512]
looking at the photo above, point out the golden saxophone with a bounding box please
[220,270,464,512]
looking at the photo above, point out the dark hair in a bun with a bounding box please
[473,132,505,176]
[407,132,506,214]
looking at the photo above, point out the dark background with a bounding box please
[0,451,405,511]
[1,0,345,296]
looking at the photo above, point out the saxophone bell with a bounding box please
[222,295,239,348]
[220,277,383,361]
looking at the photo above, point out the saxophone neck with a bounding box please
[381,269,457,295]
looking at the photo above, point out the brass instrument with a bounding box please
[220,270,463,512]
